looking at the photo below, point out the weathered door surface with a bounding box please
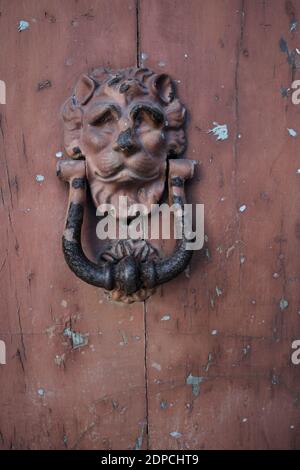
[1,0,300,450]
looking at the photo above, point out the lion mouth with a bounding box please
[94,168,159,183]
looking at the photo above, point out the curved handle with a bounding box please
[57,158,195,301]
[140,159,195,289]
[57,160,113,290]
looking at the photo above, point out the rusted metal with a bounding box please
[58,67,196,302]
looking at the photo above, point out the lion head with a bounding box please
[61,67,186,217]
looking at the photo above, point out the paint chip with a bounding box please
[290,20,298,32]
[240,256,246,264]
[208,122,229,141]
[287,128,298,137]
[63,327,88,349]
[152,362,162,371]
[18,20,29,31]
[279,297,289,310]
[54,354,65,366]
[37,80,52,91]
[242,417,248,423]
[37,388,45,396]
[186,374,205,396]
[296,168,300,174]
[242,345,251,355]
[211,329,218,336]
[215,286,223,296]
[161,315,171,321]
[170,431,182,438]
[160,400,168,409]
[239,204,247,213]
[35,174,45,182]
[55,151,63,158]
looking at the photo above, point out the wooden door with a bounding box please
[0,0,300,450]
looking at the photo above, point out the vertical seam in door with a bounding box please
[143,299,150,449]
[136,0,140,66]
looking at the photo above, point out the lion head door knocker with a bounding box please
[57,67,197,303]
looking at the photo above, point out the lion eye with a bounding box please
[133,107,164,129]
[91,111,114,126]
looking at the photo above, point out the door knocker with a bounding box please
[57,67,197,303]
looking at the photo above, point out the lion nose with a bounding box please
[114,128,139,155]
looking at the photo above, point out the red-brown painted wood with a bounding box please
[0,0,300,451]
[140,0,300,450]
[0,0,146,450]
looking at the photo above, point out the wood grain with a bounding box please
[140,0,300,449]
[1,0,300,451]
[0,0,146,450]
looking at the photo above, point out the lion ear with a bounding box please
[152,74,175,104]
[74,74,96,105]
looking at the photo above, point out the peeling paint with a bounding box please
[134,422,145,450]
[63,327,88,349]
[226,245,235,258]
[215,286,223,296]
[208,122,229,141]
[37,80,52,91]
[160,400,168,409]
[161,315,171,321]
[186,374,204,396]
[290,20,298,32]
[18,20,29,32]
[271,373,280,385]
[119,330,128,346]
[204,352,213,372]
[35,174,45,182]
[45,325,56,339]
[37,388,45,396]
[170,431,182,438]
[239,204,247,213]
[55,151,63,158]
[152,362,162,371]
[54,354,65,366]
[242,345,251,356]
[240,255,246,264]
[287,128,298,137]
[279,297,289,310]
